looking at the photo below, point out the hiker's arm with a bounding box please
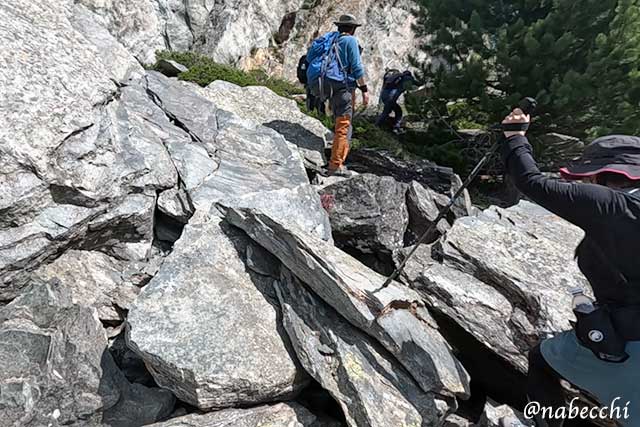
[501,134,625,229]
[345,38,368,106]
[346,37,365,81]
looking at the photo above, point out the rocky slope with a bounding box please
[1,1,601,426]
[76,0,423,98]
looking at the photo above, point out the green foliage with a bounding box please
[299,105,335,130]
[351,118,408,157]
[154,51,304,98]
[414,0,640,138]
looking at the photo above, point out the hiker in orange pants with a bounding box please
[323,15,370,177]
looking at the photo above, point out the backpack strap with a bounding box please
[333,35,349,84]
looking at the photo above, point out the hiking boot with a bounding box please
[323,165,353,178]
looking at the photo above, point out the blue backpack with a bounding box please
[305,32,346,100]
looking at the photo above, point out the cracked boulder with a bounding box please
[192,110,306,205]
[319,174,409,254]
[0,279,175,426]
[148,402,338,427]
[127,211,308,410]
[222,205,470,398]
[32,250,141,325]
[0,204,104,301]
[398,200,587,375]
[201,80,330,167]
[276,269,453,427]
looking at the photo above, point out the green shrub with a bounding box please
[153,51,304,98]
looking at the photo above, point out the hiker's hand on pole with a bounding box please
[502,108,530,138]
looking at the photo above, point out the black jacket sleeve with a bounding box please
[501,135,627,230]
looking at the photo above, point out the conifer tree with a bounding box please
[414,0,640,137]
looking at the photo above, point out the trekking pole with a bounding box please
[374,97,538,291]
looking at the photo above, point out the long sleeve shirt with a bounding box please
[337,35,365,84]
[501,135,640,305]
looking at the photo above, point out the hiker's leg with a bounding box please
[329,83,353,170]
[306,85,314,111]
[376,101,394,127]
[527,344,566,427]
[392,101,403,129]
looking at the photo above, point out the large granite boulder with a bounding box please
[0,279,175,426]
[277,269,453,426]
[126,212,308,410]
[222,205,470,398]
[319,174,409,253]
[201,80,330,167]
[149,402,338,427]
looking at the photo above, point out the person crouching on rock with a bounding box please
[325,14,369,177]
[375,69,416,133]
[500,108,640,427]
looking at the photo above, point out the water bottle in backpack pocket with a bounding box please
[306,32,346,102]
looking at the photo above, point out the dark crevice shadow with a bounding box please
[264,120,327,156]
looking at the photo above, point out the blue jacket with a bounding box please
[336,35,365,86]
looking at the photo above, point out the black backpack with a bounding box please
[382,69,403,90]
[297,55,308,85]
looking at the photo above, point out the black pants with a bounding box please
[528,344,566,427]
[376,89,403,129]
[305,85,326,115]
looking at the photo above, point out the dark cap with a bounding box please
[334,14,362,28]
[560,135,640,181]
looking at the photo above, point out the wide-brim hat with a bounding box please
[334,14,362,27]
[560,135,640,181]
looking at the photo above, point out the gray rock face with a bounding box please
[148,402,336,427]
[65,0,423,99]
[146,72,219,153]
[70,3,145,83]
[319,174,409,253]
[193,109,309,211]
[0,279,175,426]
[33,250,140,324]
[405,181,451,245]
[277,269,453,427]
[127,212,307,410]
[201,80,330,167]
[222,206,470,398]
[76,0,192,64]
[0,204,106,301]
[400,201,587,373]
[195,0,303,65]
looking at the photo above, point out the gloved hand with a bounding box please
[502,108,530,139]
